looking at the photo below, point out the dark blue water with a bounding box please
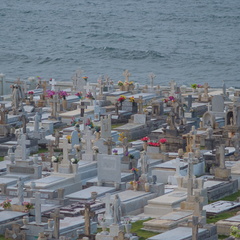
[1,0,240,87]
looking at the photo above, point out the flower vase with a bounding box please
[96,132,100,140]
[120,86,124,91]
[133,181,138,191]
[22,216,29,228]
[48,219,54,230]
[53,162,58,172]
[30,95,33,101]
[144,182,150,192]
[62,99,67,110]
[101,222,108,233]
[125,223,132,237]
[143,142,148,151]
[91,191,98,201]
[161,143,166,152]
[72,163,78,173]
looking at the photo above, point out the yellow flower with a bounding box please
[66,135,71,142]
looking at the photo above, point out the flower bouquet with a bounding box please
[46,90,56,98]
[82,76,88,81]
[159,138,167,144]
[51,156,59,163]
[113,149,118,155]
[71,158,79,164]
[148,141,160,147]
[117,95,126,103]
[129,96,135,103]
[28,91,34,95]
[75,92,83,99]
[141,136,149,142]
[58,91,68,100]
[86,92,95,100]
[23,202,34,211]
[118,81,124,86]
[0,199,12,209]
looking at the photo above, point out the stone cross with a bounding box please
[17,134,30,160]
[49,78,57,91]
[98,76,104,96]
[192,191,204,217]
[149,73,156,88]
[137,96,144,114]
[85,129,95,154]
[218,144,225,169]
[203,83,209,98]
[17,177,24,205]
[174,157,181,176]
[62,137,70,165]
[192,216,200,240]
[47,140,55,161]
[79,101,87,117]
[123,70,131,82]
[72,69,83,91]
[80,203,95,236]
[49,95,58,118]
[50,208,64,239]
[34,112,41,132]
[187,153,194,201]
[104,193,113,223]
[170,80,176,96]
[0,104,8,124]
[104,137,115,155]
[30,192,45,225]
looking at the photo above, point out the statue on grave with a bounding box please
[11,84,23,111]
[206,126,213,139]
[112,194,122,225]
[140,151,149,175]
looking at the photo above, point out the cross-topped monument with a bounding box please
[149,73,156,89]
[49,78,57,91]
[80,203,95,236]
[72,69,83,91]
[50,208,64,239]
[0,104,8,124]
[30,192,46,225]
[123,70,131,82]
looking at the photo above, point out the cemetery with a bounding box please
[1,70,240,240]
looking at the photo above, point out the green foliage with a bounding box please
[131,219,158,239]
[218,235,229,239]
[0,156,4,162]
[111,123,125,129]
[207,211,237,224]
[220,190,240,201]
[0,235,5,240]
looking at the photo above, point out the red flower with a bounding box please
[148,142,160,147]
[141,137,149,142]
[159,138,167,144]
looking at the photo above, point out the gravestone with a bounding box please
[100,115,111,140]
[98,154,121,184]
[212,95,224,112]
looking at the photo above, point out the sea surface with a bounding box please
[1,0,240,87]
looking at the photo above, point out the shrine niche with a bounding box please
[226,111,233,126]
[202,111,216,128]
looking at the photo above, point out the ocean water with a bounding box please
[1,0,240,87]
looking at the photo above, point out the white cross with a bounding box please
[50,79,57,91]
[30,192,45,224]
[62,137,70,165]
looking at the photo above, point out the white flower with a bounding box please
[51,156,57,162]
[71,158,75,163]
